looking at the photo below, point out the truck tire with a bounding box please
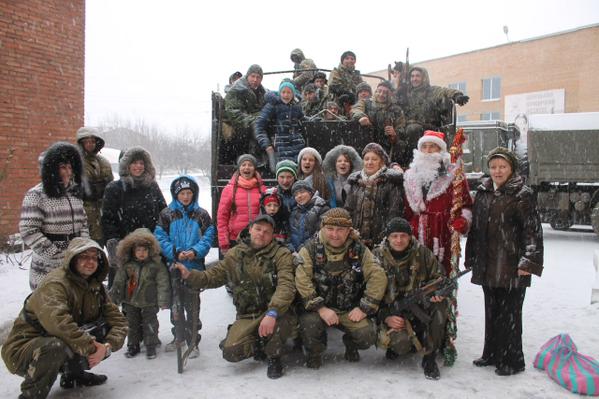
[592,204,599,236]
[549,212,572,231]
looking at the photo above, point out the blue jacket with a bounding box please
[289,194,329,252]
[255,94,306,161]
[155,176,215,271]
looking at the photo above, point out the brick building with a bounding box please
[0,1,85,239]
[368,23,599,123]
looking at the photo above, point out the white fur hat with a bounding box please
[417,130,447,152]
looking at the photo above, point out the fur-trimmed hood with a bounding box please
[118,146,157,187]
[63,237,109,283]
[76,127,106,154]
[322,145,363,177]
[116,227,162,264]
[41,141,83,198]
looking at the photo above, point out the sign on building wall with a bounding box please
[504,89,565,122]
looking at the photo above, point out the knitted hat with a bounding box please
[279,80,297,96]
[252,214,276,229]
[237,153,257,168]
[172,176,196,196]
[261,188,281,207]
[276,159,298,178]
[340,50,356,63]
[356,82,372,95]
[321,208,353,228]
[246,64,263,77]
[384,217,413,236]
[303,83,317,94]
[362,142,390,165]
[377,80,394,91]
[418,130,447,152]
[487,146,519,172]
[291,180,315,196]
[297,147,322,165]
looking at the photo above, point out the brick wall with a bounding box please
[0,1,85,239]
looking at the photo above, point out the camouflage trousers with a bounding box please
[299,311,377,356]
[220,312,296,362]
[378,301,448,356]
[123,303,160,348]
[11,336,70,399]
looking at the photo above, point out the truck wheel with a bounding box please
[592,204,599,236]
[549,214,572,231]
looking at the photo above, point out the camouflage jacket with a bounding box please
[77,128,114,203]
[295,230,386,315]
[373,237,444,323]
[1,238,127,374]
[185,237,295,318]
[224,77,266,130]
[328,64,363,100]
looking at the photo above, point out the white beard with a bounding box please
[409,150,450,187]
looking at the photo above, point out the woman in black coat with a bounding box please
[465,147,544,376]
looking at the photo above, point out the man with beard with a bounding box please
[403,130,472,276]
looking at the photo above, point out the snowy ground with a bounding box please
[1,175,598,398]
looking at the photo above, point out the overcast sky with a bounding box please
[84,0,599,136]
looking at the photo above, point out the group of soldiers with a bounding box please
[220,48,469,168]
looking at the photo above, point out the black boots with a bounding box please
[60,372,107,389]
[422,351,440,380]
[266,357,283,379]
[343,335,360,362]
[495,365,525,376]
[385,348,400,360]
[473,357,495,367]
[306,354,322,369]
[125,344,140,358]
[146,346,157,359]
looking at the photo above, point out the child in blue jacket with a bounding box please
[155,175,215,358]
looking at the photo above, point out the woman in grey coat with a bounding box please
[465,147,544,376]
[322,145,362,208]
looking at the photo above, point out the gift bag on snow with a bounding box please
[534,333,599,396]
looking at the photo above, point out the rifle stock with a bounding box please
[170,267,186,373]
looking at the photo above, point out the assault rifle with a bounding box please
[390,268,471,324]
[170,267,187,373]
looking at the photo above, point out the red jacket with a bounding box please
[217,173,265,250]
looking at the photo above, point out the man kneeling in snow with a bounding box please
[1,238,127,399]
[172,215,295,379]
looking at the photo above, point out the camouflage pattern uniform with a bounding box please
[183,235,296,362]
[291,48,317,92]
[373,237,447,356]
[76,127,114,246]
[327,64,363,104]
[2,238,127,399]
[295,229,386,361]
[351,98,407,166]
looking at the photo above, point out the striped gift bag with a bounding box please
[534,334,599,396]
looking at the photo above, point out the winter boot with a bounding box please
[343,336,360,362]
[74,372,108,386]
[306,354,322,369]
[473,357,495,367]
[386,348,400,360]
[164,338,177,353]
[59,374,75,389]
[495,365,525,376]
[422,352,440,380]
[267,357,283,379]
[125,344,140,358]
[146,346,157,359]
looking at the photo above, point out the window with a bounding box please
[482,77,501,100]
[480,111,501,120]
[448,81,467,94]
[456,115,467,123]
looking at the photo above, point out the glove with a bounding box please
[450,217,468,234]
[453,94,469,106]
[267,150,277,174]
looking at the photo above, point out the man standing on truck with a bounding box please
[221,64,266,165]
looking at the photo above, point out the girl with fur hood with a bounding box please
[20,142,90,290]
[288,180,330,252]
[101,147,167,288]
[344,143,405,248]
[110,228,170,360]
[322,145,363,208]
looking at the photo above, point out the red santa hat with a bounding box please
[417,130,447,153]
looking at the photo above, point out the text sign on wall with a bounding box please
[505,89,565,122]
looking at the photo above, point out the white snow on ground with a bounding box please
[1,175,598,398]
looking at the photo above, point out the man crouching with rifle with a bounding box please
[374,218,462,380]
[172,214,295,379]
[2,238,127,399]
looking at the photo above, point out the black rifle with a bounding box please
[390,268,471,324]
[170,268,187,373]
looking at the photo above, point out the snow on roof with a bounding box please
[529,112,599,131]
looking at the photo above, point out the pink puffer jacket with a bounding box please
[217,173,265,250]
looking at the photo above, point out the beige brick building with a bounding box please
[369,24,599,123]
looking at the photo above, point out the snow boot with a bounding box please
[495,365,525,376]
[61,372,107,388]
[125,344,140,358]
[386,348,400,360]
[267,357,283,379]
[146,346,157,359]
[473,357,495,367]
[164,338,177,353]
[422,351,440,380]
[343,336,360,362]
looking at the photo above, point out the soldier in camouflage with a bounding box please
[327,51,363,106]
[301,83,324,119]
[221,64,266,164]
[351,81,407,166]
[295,208,387,369]
[403,66,469,164]
[172,215,295,379]
[290,48,317,92]
[374,218,448,380]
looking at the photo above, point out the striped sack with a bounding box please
[534,333,599,396]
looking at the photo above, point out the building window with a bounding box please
[449,81,467,94]
[480,111,501,120]
[456,115,467,122]
[482,77,501,100]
